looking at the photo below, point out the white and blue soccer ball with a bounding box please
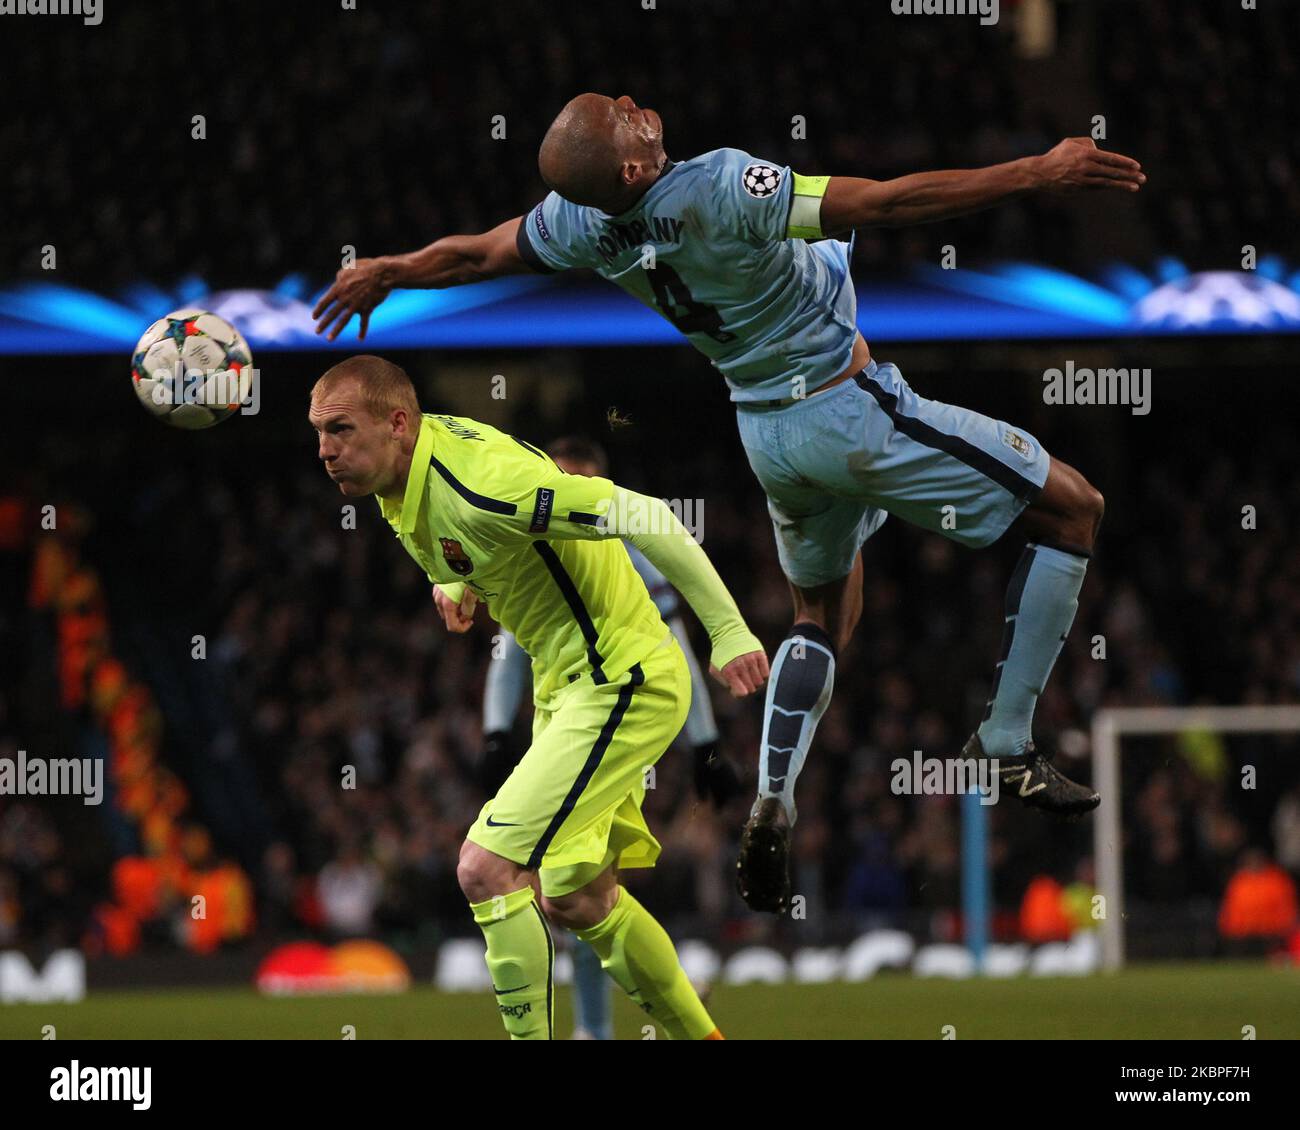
[131,308,253,429]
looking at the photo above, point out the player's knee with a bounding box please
[1047,474,1103,551]
[456,841,507,904]
[539,895,578,930]
[541,888,611,932]
[1067,480,1104,547]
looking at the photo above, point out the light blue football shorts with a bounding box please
[735,360,1051,589]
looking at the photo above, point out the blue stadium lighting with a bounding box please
[121,283,177,318]
[0,283,144,342]
[373,274,551,327]
[0,262,1296,355]
[272,274,309,301]
[177,275,209,305]
[1099,264,1157,304]
[1256,255,1285,282]
[987,264,1134,325]
[1154,256,1189,285]
[916,262,1131,325]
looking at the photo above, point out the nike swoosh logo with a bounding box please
[485,815,520,827]
[492,983,531,994]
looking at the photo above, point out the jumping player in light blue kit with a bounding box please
[314,92,1146,914]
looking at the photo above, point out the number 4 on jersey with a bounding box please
[647,263,736,343]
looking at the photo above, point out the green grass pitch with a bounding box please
[2,963,1297,1040]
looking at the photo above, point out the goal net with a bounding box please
[1092,705,1300,970]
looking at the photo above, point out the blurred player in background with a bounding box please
[481,434,742,1039]
[308,354,767,1038]
[313,93,1146,915]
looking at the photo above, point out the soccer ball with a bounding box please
[131,308,254,429]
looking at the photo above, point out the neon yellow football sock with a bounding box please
[470,886,554,1040]
[575,887,718,1040]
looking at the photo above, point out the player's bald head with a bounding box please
[310,354,420,425]
[538,93,665,212]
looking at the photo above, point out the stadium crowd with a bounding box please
[3,361,1298,957]
[1097,0,1300,268]
[6,0,1296,295]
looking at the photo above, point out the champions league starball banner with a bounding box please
[0,259,1297,355]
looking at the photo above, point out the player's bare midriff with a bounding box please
[808,332,872,399]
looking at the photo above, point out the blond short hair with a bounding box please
[311,354,421,423]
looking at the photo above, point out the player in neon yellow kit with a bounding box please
[308,354,768,1039]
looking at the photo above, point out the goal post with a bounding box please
[1092,705,1300,971]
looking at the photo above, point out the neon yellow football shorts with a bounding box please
[467,635,690,898]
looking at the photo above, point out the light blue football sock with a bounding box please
[977,543,1088,758]
[571,938,614,1040]
[483,630,530,735]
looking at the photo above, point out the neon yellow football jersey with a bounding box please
[378,413,671,705]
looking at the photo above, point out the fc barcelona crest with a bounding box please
[439,537,473,576]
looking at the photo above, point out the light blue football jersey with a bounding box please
[517,148,858,402]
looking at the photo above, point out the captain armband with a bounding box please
[786,172,831,240]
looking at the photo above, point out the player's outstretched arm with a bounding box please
[313,216,531,341]
[488,461,766,694]
[604,487,768,697]
[819,137,1145,235]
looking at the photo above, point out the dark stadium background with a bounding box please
[1,0,1299,1019]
